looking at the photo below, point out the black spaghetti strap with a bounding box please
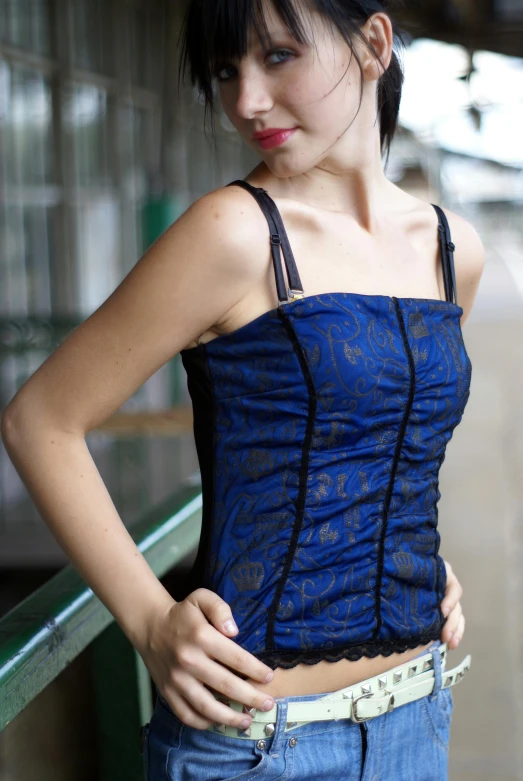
[226,180,304,304]
[431,203,458,306]
[227,180,287,302]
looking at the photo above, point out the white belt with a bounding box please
[207,642,471,740]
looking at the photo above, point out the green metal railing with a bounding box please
[0,480,202,780]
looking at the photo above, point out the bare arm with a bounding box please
[443,208,486,327]
[0,185,267,650]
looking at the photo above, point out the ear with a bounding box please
[360,12,394,81]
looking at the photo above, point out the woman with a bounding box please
[1,0,483,778]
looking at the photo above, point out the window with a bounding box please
[0,0,52,56]
[72,0,114,75]
[62,83,114,189]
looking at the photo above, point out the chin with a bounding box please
[261,145,334,179]
[261,156,319,179]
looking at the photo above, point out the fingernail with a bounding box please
[265,671,274,683]
[223,619,237,633]
[263,699,274,711]
[239,718,251,729]
[443,605,450,617]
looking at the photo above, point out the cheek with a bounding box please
[276,76,308,112]
[278,80,328,123]
[218,101,245,135]
[282,69,353,125]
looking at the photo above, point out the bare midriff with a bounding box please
[245,640,436,698]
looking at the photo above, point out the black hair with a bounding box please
[178,0,409,169]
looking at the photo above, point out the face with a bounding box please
[214,0,389,178]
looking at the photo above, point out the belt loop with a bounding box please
[428,644,443,700]
[266,699,288,757]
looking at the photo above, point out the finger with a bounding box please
[163,677,256,731]
[441,601,462,642]
[188,589,274,683]
[441,570,463,617]
[177,646,275,722]
[189,588,240,637]
[193,622,277,690]
[448,614,465,650]
[162,684,215,730]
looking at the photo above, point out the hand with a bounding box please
[136,588,276,731]
[440,559,465,650]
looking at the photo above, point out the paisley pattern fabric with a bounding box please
[180,184,472,670]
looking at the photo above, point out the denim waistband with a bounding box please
[245,639,447,756]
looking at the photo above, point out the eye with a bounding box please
[215,63,236,82]
[266,48,294,65]
[214,49,294,82]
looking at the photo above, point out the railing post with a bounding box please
[90,621,153,781]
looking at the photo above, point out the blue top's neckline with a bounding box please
[180,290,463,354]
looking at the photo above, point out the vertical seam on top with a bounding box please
[265,308,318,652]
[373,298,416,638]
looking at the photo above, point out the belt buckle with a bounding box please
[351,690,395,723]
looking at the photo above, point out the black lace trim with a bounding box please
[253,620,446,670]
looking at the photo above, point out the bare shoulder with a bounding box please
[440,207,486,325]
[179,183,269,277]
[175,182,274,341]
[185,182,276,299]
[191,182,267,242]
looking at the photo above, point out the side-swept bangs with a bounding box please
[179,0,314,109]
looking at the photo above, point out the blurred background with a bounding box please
[0,0,522,779]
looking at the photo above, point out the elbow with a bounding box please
[1,395,49,448]
[1,400,28,448]
[1,399,84,447]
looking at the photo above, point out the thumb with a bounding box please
[191,588,239,636]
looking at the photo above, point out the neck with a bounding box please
[250,139,397,234]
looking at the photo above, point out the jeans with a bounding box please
[142,639,453,781]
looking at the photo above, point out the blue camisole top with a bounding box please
[180,180,472,670]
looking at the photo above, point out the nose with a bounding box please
[234,71,273,120]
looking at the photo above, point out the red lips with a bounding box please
[252,127,293,140]
[252,128,297,150]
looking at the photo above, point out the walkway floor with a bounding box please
[440,206,523,781]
